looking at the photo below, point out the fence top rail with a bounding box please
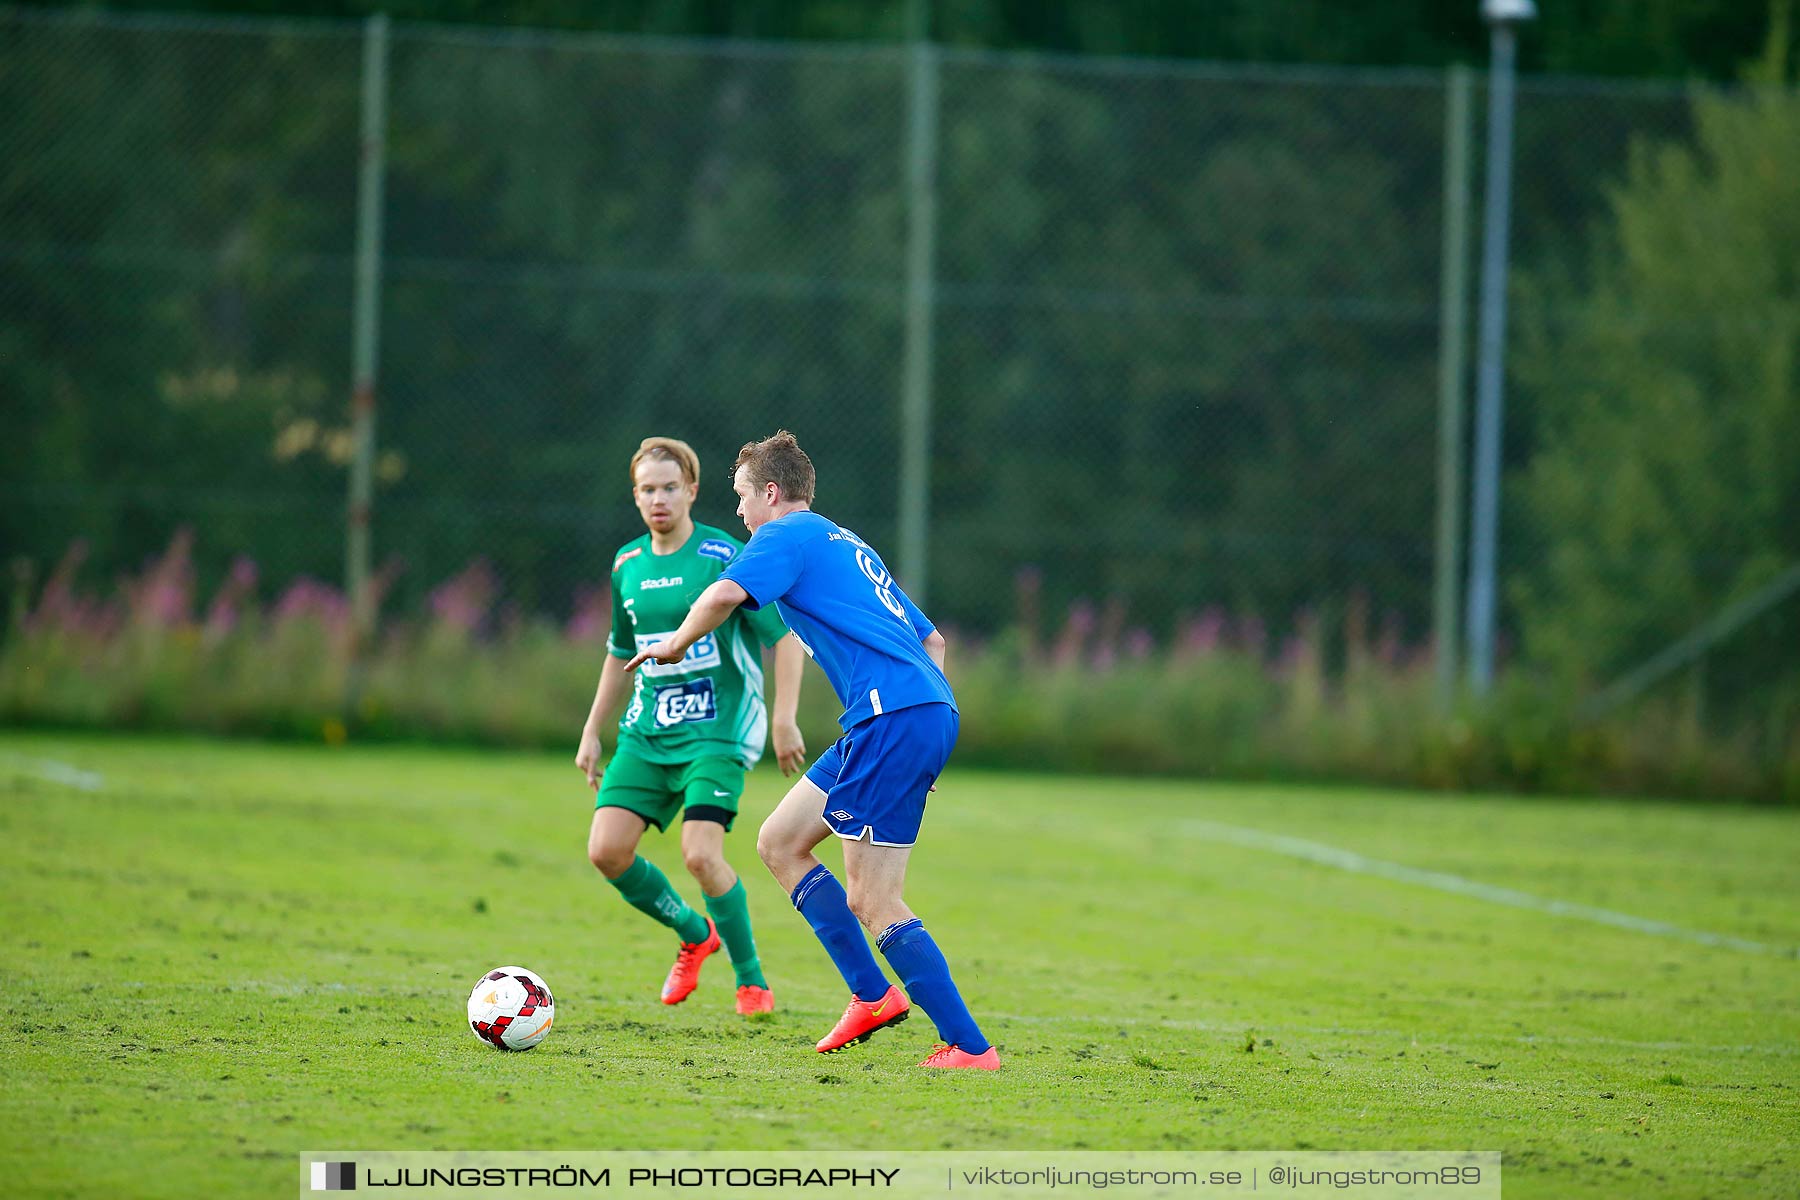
[934,44,1446,89]
[0,3,360,42]
[0,5,898,62]
[0,3,1719,98]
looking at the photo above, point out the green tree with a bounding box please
[0,18,363,592]
[927,62,1442,631]
[1514,9,1800,695]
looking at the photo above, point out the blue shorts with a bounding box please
[805,702,959,848]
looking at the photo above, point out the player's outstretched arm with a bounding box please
[623,579,750,672]
[770,633,807,775]
[575,654,632,790]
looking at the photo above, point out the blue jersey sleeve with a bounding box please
[721,520,805,611]
[895,583,934,641]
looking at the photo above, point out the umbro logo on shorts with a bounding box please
[830,809,852,821]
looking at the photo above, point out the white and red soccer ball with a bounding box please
[466,966,555,1051]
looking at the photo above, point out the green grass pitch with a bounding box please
[2,731,1796,1198]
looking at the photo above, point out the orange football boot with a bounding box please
[919,1043,1001,1070]
[735,985,775,1016]
[660,917,721,1005]
[815,984,910,1052]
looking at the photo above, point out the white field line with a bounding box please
[1180,818,1794,958]
[1,753,104,792]
[981,1011,1800,1056]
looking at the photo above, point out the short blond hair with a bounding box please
[629,436,700,487]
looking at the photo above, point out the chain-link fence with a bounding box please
[4,7,1795,713]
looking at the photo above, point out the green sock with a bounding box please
[609,855,708,944]
[705,878,767,989]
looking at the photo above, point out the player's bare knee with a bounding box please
[681,844,720,880]
[589,839,633,879]
[755,819,791,871]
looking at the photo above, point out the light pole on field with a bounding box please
[896,0,939,606]
[1464,0,1534,695]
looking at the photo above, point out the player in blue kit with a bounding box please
[624,431,998,1070]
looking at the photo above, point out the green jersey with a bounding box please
[607,523,789,769]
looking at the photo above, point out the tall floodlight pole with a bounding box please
[896,0,939,603]
[347,12,390,645]
[1432,63,1473,711]
[1464,0,1533,694]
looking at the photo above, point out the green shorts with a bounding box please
[595,749,746,832]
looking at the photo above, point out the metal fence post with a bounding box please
[896,0,939,603]
[1465,9,1529,694]
[347,12,389,644]
[1433,64,1474,710]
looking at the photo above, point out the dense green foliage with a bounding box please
[3,6,1797,740]
[0,11,1698,629]
[1514,19,1800,720]
[4,732,1797,1197]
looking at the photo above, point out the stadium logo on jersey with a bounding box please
[639,575,683,590]
[613,547,643,571]
[633,630,720,677]
[697,538,736,562]
[653,678,717,728]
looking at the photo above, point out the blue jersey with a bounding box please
[722,511,955,731]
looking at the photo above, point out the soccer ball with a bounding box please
[466,966,556,1051]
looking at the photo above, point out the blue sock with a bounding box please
[791,865,890,1003]
[877,918,990,1053]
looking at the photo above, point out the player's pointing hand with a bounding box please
[623,641,685,673]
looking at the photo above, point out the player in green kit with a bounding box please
[575,437,807,1016]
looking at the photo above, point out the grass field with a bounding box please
[3,730,1796,1198]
